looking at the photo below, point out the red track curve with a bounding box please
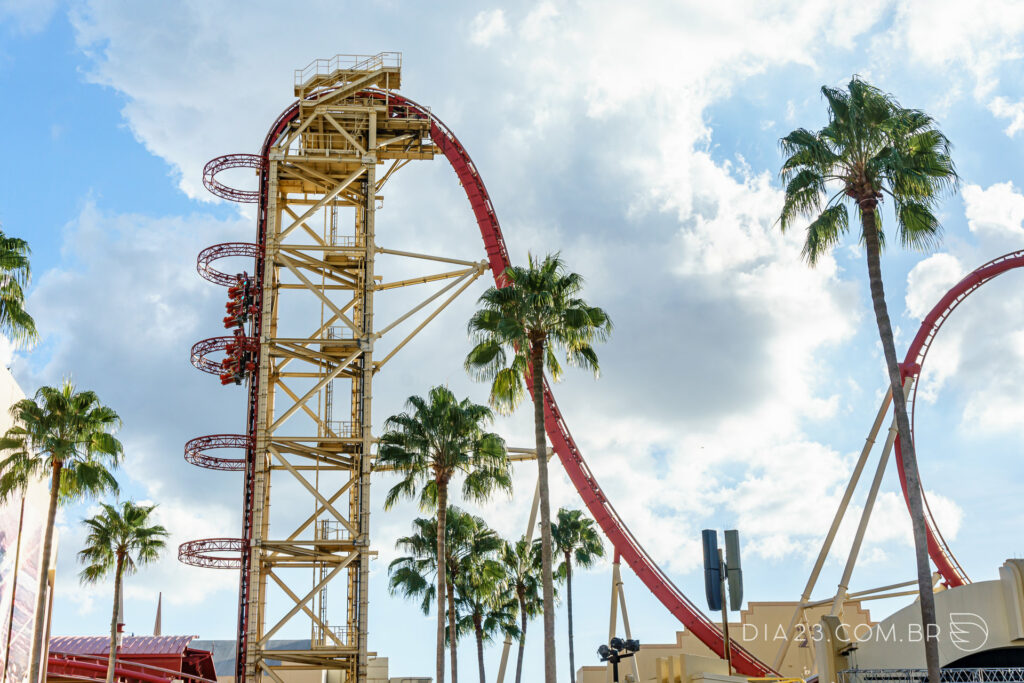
[190,336,257,375]
[179,537,245,569]
[424,103,773,675]
[203,155,262,203]
[895,249,1024,588]
[184,434,249,471]
[218,89,777,677]
[197,242,260,287]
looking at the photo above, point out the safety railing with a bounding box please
[316,519,349,541]
[841,669,1024,683]
[326,326,356,340]
[311,625,354,649]
[295,52,401,88]
[326,420,357,438]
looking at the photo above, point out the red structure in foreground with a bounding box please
[48,636,216,683]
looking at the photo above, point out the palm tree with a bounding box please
[0,227,36,346]
[466,252,612,683]
[378,386,511,683]
[78,501,168,683]
[500,538,544,683]
[552,507,605,682]
[454,568,518,683]
[389,512,473,683]
[778,76,959,683]
[0,381,122,683]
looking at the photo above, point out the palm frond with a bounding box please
[895,200,943,251]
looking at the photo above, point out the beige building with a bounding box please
[579,560,1024,683]
[818,559,1024,682]
[576,598,873,683]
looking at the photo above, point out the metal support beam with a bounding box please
[829,379,914,617]
[773,387,893,669]
[495,468,544,683]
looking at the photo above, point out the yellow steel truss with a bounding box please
[245,54,486,683]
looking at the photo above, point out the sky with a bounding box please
[1,0,1024,680]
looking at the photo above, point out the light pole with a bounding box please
[597,637,640,683]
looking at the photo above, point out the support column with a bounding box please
[356,128,377,683]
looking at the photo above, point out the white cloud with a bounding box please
[961,328,1024,435]
[17,201,252,631]
[905,253,965,320]
[889,0,1024,136]
[0,0,58,33]
[963,181,1024,240]
[469,9,507,46]
[891,0,1024,98]
[989,96,1024,137]
[520,1,558,41]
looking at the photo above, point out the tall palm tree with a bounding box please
[466,252,612,683]
[378,386,511,683]
[0,227,36,347]
[0,381,122,683]
[778,76,958,683]
[500,538,544,683]
[552,507,605,682]
[78,501,168,683]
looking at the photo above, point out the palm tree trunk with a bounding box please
[29,460,62,683]
[531,341,557,683]
[106,553,124,683]
[515,593,527,683]
[436,485,449,683]
[474,614,486,683]
[862,208,941,683]
[565,553,575,683]
[448,577,458,683]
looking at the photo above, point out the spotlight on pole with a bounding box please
[597,635,641,682]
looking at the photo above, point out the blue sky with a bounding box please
[2,1,1024,680]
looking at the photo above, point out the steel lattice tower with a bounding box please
[183,54,492,683]
[245,56,434,683]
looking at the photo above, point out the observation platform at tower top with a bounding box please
[294,52,402,98]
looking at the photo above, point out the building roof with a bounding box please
[50,635,198,657]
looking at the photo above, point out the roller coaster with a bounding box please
[165,53,1022,683]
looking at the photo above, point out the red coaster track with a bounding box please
[178,538,245,570]
[197,243,260,287]
[895,249,1024,587]
[202,155,262,203]
[190,336,258,376]
[184,434,249,472]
